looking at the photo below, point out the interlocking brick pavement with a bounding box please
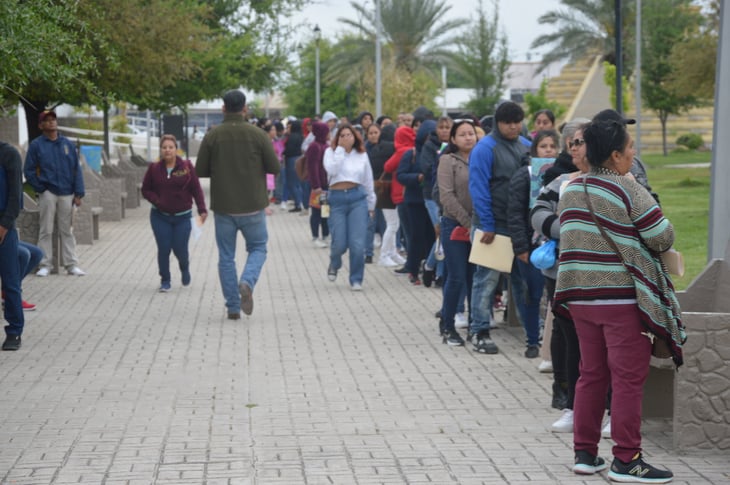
[0,179,726,484]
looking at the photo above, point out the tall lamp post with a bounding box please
[314,25,321,116]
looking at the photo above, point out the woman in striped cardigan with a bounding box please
[554,111,682,482]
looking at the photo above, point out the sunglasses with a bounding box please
[453,118,475,125]
[569,138,585,149]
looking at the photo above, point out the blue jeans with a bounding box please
[214,211,268,313]
[18,240,43,279]
[150,209,192,284]
[285,156,303,208]
[1,228,23,336]
[513,258,545,346]
[310,206,329,239]
[328,186,368,285]
[440,217,474,333]
[469,226,512,336]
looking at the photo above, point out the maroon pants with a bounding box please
[569,302,652,462]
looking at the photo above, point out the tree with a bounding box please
[667,0,719,101]
[452,0,510,116]
[523,79,567,122]
[530,0,635,73]
[330,0,464,81]
[282,38,351,118]
[641,0,703,155]
[2,0,302,147]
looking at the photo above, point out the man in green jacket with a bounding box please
[195,90,280,319]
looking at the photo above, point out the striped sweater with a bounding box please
[554,167,685,366]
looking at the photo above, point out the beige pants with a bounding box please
[541,310,554,360]
[38,191,78,270]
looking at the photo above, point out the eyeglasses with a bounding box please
[569,138,585,149]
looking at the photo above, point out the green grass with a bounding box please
[644,151,711,290]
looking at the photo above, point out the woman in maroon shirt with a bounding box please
[141,135,207,292]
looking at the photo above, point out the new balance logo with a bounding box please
[629,464,651,477]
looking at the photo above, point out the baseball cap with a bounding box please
[593,109,636,125]
[38,110,57,123]
[322,111,337,123]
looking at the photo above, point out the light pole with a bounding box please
[314,24,321,116]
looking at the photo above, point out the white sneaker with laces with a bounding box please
[551,409,574,433]
[392,253,406,265]
[36,267,50,277]
[351,283,363,291]
[538,360,553,373]
[455,313,469,329]
[67,266,87,276]
[601,418,611,438]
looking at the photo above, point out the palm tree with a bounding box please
[530,0,635,72]
[325,0,464,85]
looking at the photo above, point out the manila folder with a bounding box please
[469,230,514,273]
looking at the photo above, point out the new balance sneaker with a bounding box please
[573,450,608,475]
[473,331,498,354]
[607,453,673,483]
[551,409,574,433]
[454,313,469,329]
[444,330,465,346]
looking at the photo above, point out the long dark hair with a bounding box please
[444,119,477,155]
[583,120,630,167]
[331,123,365,153]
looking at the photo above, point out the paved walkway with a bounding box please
[1,181,727,485]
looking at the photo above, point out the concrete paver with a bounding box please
[0,180,727,484]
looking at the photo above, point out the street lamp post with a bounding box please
[314,25,321,116]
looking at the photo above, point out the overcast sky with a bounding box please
[288,0,565,62]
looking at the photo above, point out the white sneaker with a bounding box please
[36,267,50,277]
[392,253,406,265]
[280,201,287,210]
[67,266,87,276]
[373,234,382,248]
[489,313,500,329]
[351,283,363,291]
[378,256,398,267]
[551,409,574,433]
[315,238,329,248]
[455,313,469,329]
[601,419,611,439]
[538,360,553,373]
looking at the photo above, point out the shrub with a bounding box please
[675,133,704,150]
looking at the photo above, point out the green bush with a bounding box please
[675,133,704,150]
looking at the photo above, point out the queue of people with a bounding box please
[2,95,682,483]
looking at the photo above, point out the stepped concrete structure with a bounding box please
[546,57,714,153]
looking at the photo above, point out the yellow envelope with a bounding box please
[468,230,514,272]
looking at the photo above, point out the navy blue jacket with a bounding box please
[24,135,85,197]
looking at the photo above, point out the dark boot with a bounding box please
[552,381,568,410]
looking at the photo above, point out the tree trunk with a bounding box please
[660,111,669,156]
